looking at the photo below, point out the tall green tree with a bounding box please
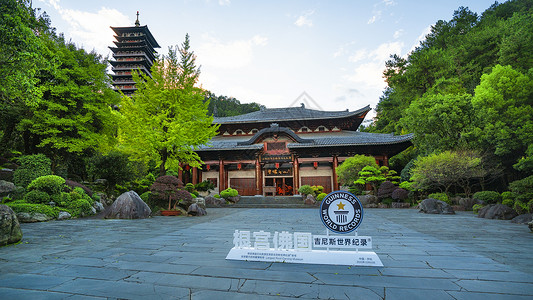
[116,34,218,177]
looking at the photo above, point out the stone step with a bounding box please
[232,195,310,208]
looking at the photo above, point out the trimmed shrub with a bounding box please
[214,194,220,198]
[185,183,195,193]
[473,191,501,204]
[68,198,93,216]
[378,181,396,200]
[502,199,514,207]
[6,201,60,218]
[316,193,327,202]
[509,176,533,203]
[220,188,238,198]
[392,188,409,201]
[501,191,517,201]
[175,190,193,202]
[13,154,52,188]
[150,175,184,209]
[298,185,314,196]
[472,204,484,213]
[195,180,215,192]
[27,175,65,196]
[428,193,450,205]
[24,190,51,204]
[513,201,528,215]
[312,186,324,197]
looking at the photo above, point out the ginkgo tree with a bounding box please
[115,34,218,177]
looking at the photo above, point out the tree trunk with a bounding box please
[159,149,168,177]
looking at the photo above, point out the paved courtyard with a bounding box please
[1,208,532,299]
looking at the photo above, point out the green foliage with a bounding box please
[410,150,488,196]
[298,185,314,196]
[316,193,327,202]
[502,199,514,207]
[400,159,416,182]
[501,191,517,201]
[220,188,238,198]
[13,154,52,187]
[472,204,485,214]
[513,200,528,215]
[204,91,265,117]
[213,194,220,198]
[115,34,219,177]
[87,151,134,195]
[509,175,533,203]
[195,180,215,192]
[428,193,451,205]
[185,183,195,193]
[27,175,65,196]
[312,186,324,197]
[472,191,501,204]
[529,199,533,214]
[67,198,92,216]
[140,191,151,203]
[6,201,60,218]
[354,166,387,195]
[23,190,50,204]
[335,155,379,186]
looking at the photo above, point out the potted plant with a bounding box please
[150,175,184,216]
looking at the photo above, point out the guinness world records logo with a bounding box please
[319,191,363,234]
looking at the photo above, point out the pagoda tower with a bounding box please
[109,12,160,96]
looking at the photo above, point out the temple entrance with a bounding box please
[264,177,294,196]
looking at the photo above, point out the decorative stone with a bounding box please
[227,195,240,204]
[511,214,532,224]
[93,201,105,212]
[418,198,455,214]
[194,197,206,209]
[0,205,22,246]
[57,211,71,220]
[104,191,151,219]
[529,221,533,232]
[358,195,379,206]
[458,197,483,211]
[391,202,411,209]
[377,203,389,208]
[187,203,207,216]
[304,194,316,206]
[478,204,518,220]
[16,212,53,223]
[0,180,16,197]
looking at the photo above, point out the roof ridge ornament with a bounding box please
[135,11,140,27]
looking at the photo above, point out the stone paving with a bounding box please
[1,208,532,299]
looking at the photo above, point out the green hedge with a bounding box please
[28,175,65,195]
[473,191,501,204]
[6,201,60,218]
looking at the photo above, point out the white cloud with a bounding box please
[196,34,268,69]
[295,10,314,27]
[408,25,432,53]
[39,0,130,56]
[367,12,380,24]
[218,0,231,6]
[393,29,404,39]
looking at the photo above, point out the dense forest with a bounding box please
[365,0,533,191]
[204,92,264,117]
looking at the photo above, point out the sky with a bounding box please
[36,0,499,120]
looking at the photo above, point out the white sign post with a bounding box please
[226,191,383,266]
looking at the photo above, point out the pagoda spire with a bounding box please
[135,11,140,26]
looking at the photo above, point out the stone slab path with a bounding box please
[1,208,532,299]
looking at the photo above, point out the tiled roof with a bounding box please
[213,105,371,124]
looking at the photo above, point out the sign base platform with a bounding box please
[226,248,383,266]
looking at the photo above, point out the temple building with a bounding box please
[108,12,160,96]
[182,104,413,196]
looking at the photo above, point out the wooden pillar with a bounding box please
[293,157,299,192]
[218,159,225,191]
[332,155,339,191]
[192,167,198,185]
[178,164,184,182]
[255,158,263,195]
[383,155,389,167]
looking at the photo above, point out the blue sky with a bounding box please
[37,0,498,119]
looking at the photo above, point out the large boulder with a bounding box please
[187,203,207,216]
[104,191,151,219]
[57,211,71,220]
[0,205,22,246]
[193,197,206,209]
[529,221,533,232]
[205,195,225,207]
[358,195,379,207]
[418,198,455,214]
[0,180,16,197]
[478,204,518,220]
[16,212,53,223]
[511,213,532,224]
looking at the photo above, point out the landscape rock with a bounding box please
[358,195,379,206]
[193,197,206,209]
[304,194,316,206]
[458,197,484,210]
[187,203,207,216]
[205,195,225,207]
[16,212,53,223]
[511,213,532,224]
[0,180,16,197]
[93,201,105,212]
[391,202,411,209]
[418,198,455,214]
[57,211,71,220]
[0,205,22,246]
[104,191,151,219]
[478,204,518,220]
[227,195,240,204]
[529,221,533,232]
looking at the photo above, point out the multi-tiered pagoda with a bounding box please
[109,12,160,96]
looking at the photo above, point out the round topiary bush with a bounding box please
[27,175,65,196]
[13,154,52,188]
[473,191,501,204]
[392,188,409,201]
[316,193,327,202]
[298,185,313,196]
[24,190,51,204]
[502,199,514,207]
[220,188,238,198]
[68,198,93,216]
